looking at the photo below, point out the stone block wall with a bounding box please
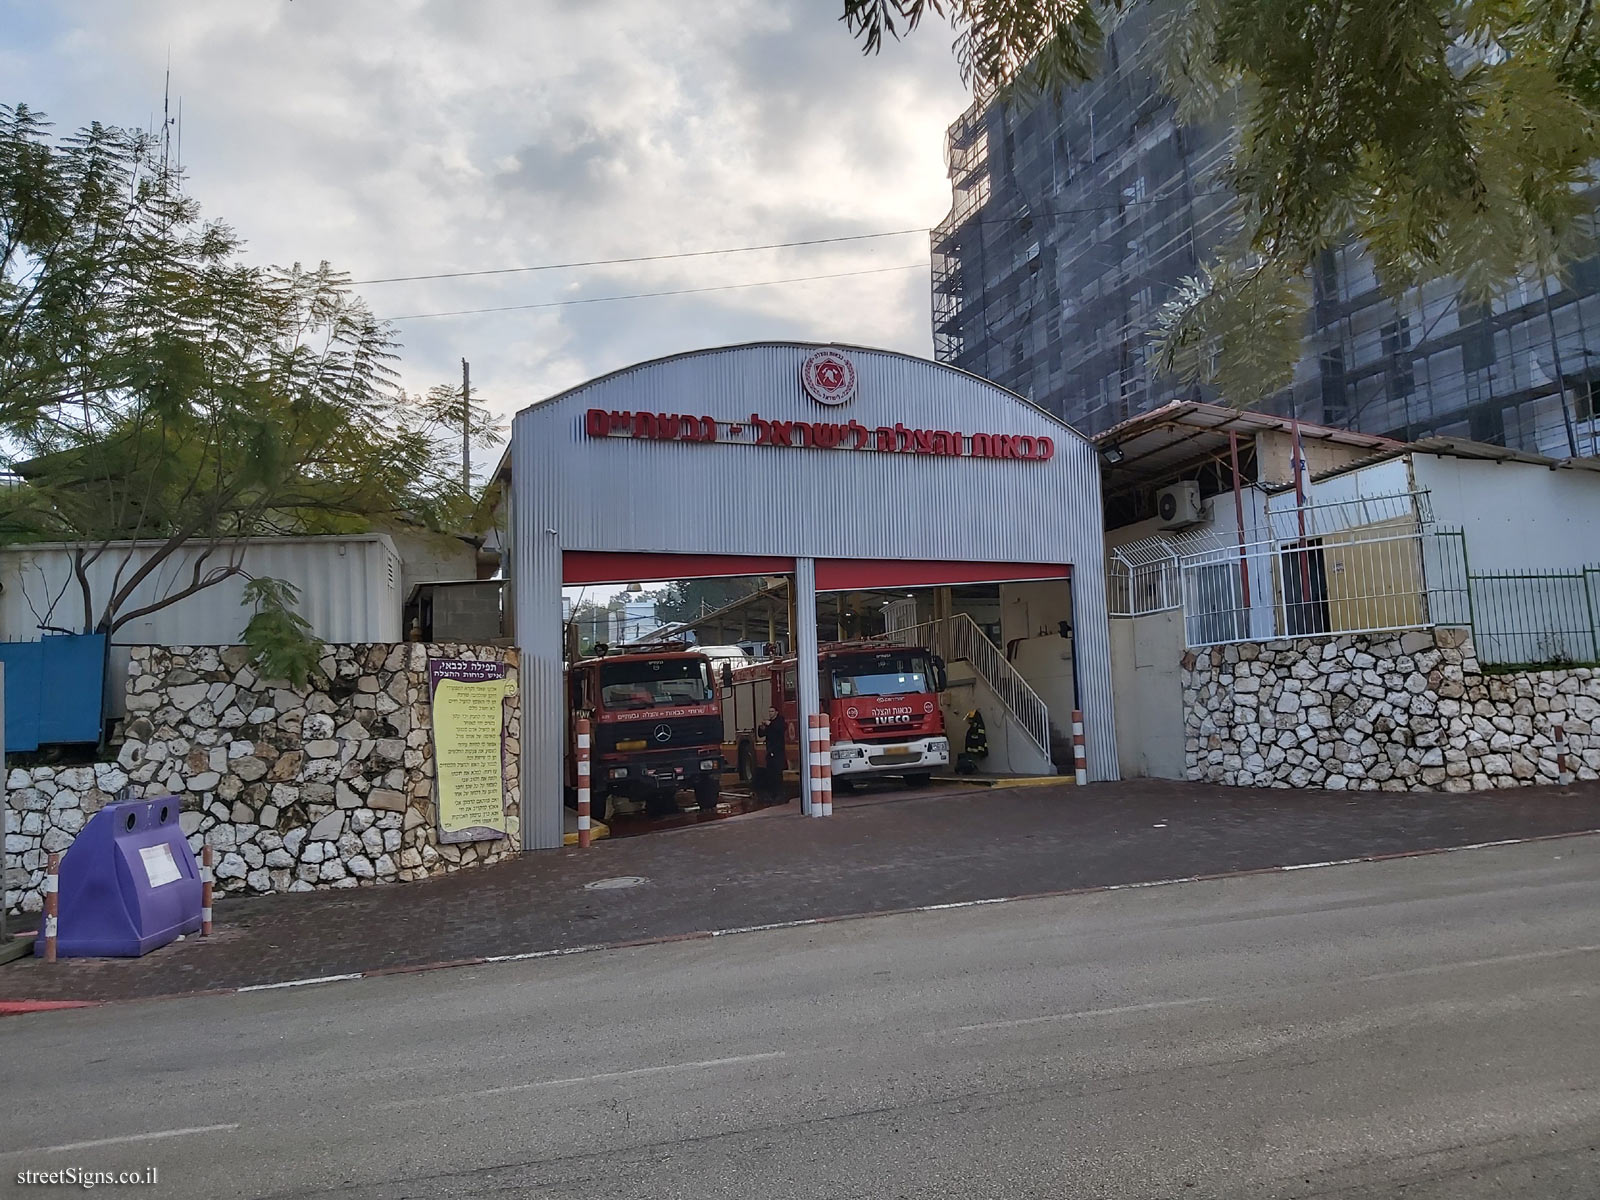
[4,643,519,913]
[1182,628,1599,790]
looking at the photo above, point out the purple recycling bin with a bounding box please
[41,797,203,957]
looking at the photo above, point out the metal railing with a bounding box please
[886,613,1053,759]
[1263,489,1435,542]
[1467,566,1600,667]
[1178,529,1437,647]
[1108,541,1182,618]
[1113,510,1600,665]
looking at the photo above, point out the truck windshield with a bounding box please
[599,659,714,709]
[828,651,931,698]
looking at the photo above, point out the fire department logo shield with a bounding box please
[800,348,857,406]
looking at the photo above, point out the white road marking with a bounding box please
[2,1123,239,1158]
[381,1051,789,1109]
[237,972,364,992]
[117,829,1597,1001]
[944,948,1600,1038]
[1358,944,1600,983]
[954,996,1217,1034]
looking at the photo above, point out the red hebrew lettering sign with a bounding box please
[582,409,1054,462]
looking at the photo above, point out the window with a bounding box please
[1316,250,1340,305]
[1382,317,1415,398]
[826,651,932,700]
[599,658,714,710]
[1575,378,1598,423]
[1319,348,1348,425]
[782,669,796,702]
[1459,298,1496,372]
[1184,562,1246,645]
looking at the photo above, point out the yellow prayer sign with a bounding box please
[430,662,512,843]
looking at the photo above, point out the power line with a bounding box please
[354,230,929,285]
[383,262,929,322]
[353,187,1234,287]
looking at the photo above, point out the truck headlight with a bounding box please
[700,759,720,772]
[609,767,629,780]
[930,739,949,755]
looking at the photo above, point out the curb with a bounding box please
[929,774,1067,789]
[3,827,1595,1013]
[0,999,100,1015]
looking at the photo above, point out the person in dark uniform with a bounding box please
[957,709,988,774]
[757,706,788,802]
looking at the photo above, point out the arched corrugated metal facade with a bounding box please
[512,343,1116,848]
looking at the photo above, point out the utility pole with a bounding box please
[461,359,472,495]
[1539,276,1580,459]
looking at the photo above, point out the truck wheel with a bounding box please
[903,773,934,788]
[693,776,721,813]
[738,743,756,783]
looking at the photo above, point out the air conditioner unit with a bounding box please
[1156,482,1206,530]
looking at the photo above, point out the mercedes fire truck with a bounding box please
[566,644,725,820]
[722,642,950,788]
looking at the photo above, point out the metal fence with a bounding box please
[1110,513,1600,665]
[1172,527,1445,648]
[1468,567,1600,667]
[1107,541,1181,618]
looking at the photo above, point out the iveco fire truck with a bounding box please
[722,642,950,788]
[566,644,725,820]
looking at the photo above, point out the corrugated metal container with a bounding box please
[0,535,403,715]
[513,343,1118,848]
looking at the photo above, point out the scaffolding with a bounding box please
[931,0,1600,452]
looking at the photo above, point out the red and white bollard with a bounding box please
[201,844,214,937]
[42,852,60,963]
[1554,723,1573,787]
[576,717,593,848]
[818,712,833,818]
[1072,709,1087,787]
[807,713,833,818]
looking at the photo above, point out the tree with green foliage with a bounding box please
[0,103,501,678]
[239,577,324,687]
[646,577,764,628]
[845,0,1599,403]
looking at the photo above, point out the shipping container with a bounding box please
[0,534,403,716]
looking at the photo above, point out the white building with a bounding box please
[1097,402,1600,779]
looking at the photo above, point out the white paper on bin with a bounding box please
[139,843,182,887]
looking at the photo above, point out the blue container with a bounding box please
[42,797,203,957]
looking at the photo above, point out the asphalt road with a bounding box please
[4,836,1599,1199]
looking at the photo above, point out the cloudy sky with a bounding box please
[2,0,971,463]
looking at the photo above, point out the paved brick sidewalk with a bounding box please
[6,778,1599,1003]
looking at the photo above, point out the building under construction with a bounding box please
[931,2,1600,456]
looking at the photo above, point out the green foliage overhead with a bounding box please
[240,576,324,687]
[845,0,1600,404]
[0,103,503,636]
[647,578,764,628]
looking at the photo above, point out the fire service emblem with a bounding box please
[800,348,857,406]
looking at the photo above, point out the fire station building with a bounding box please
[509,342,1116,850]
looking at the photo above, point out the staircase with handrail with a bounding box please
[886,614,1057,768]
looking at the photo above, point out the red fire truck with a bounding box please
[566,644,725,820]
[722,642,950,789]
